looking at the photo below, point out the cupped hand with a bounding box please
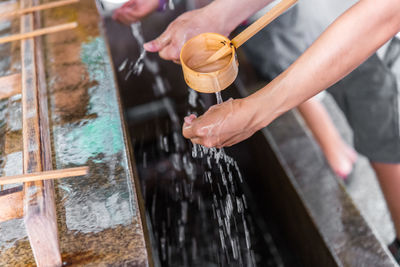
[112,0,159,25]
[182,98,261,148]
[143,7,229,63]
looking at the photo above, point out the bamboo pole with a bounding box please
[0,0,79,19]
[0,22,77,44]
[0,166,89,185]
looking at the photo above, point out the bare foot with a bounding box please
[322,142,357,179]
[297,98,358,180]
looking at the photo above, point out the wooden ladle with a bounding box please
[180,0,298,93]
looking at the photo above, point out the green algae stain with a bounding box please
[81,37,107,80]
[54,37,124,166]
[50,36,138,231]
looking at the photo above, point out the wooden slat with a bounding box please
[0,186,23,222]
[0,22,77,44]
[21,0,62,265]
[0,187,24,222]
[0,166,89,185]
[0,0,79,19]
[0,2,18,14]
[0,191,23,222]
[34,0,54,175]
[0,73,22,100]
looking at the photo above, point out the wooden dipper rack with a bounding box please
[20,0,85,265]
[0,0,79,45]
[0,0,85,266]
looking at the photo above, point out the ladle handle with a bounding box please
[201,0,297,68]
[231,0,298,48]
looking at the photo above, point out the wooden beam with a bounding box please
[0,22,77,44]
[0,73,22,100]
[0,166,89,185]
[0,0,79,19]
[21,0,62,265]
[0,186,23,222]
[0,2,18,15]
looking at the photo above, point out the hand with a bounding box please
[142,0,276,62]
[182,98,261,148]
[112,0,159,25]
[143,7,230,63]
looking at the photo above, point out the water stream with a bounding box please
[215,91,223,105]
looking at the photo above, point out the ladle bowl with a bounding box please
[180,33,238,93]
[180,0,298,94]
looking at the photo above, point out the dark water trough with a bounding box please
[102,4,396,267]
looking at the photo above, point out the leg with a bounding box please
[328,53,400,261]
[298,98,357,178]
[371,162,400,239]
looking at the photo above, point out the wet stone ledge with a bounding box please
[260,110,398,266]
[0,0,150,265]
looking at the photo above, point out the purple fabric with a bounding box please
[157,0,167,11]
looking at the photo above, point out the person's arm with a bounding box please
[143,0,274,62]
[183,0,400,147]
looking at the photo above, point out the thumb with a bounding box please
[182,114,197,139]
[144,30,171,52]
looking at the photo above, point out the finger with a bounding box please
[184,114,197,124]
[183,114,203,139]
[190,138,203,146]
[122,13,138,25]
[121,0,136,9]
[202,137,219,148]
[158,42,180,61]
[112,9,135,25]
[190,137,217,148]
[121,15,136,25]
[182,122,195,139]
[143,29,172,52]
[219,138,237,148]
[190,129,220,147]
[112,9,123,21]
[124,9,140,22]
[112,0,135,20]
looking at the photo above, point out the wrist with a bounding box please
[206,0,274,36]
[204,0,247,35]
[245,78,290,129]
[240,95,268,131]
